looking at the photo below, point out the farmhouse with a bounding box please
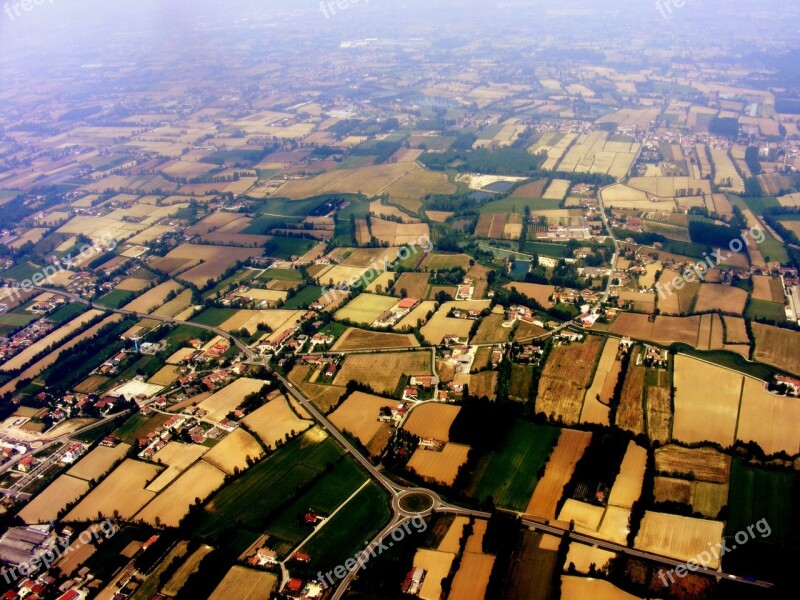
[401,567,426,595]
[61,443,85,464]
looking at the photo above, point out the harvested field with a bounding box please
[657,269,698,315]
[654,445,730,483]
[329,392,396,457]
[645,385,672,443]
[736,376,800,455]
[420,253,473,271]
[115,277,151,292]
[580,338,621,425]
[288,364,347,413]
[561,576,641,600]
[148,365,183,386]
[220,308,304,336]
[752,275,785,303]
[470,371,498,400]
[525,429,592,519]
[198,378,267,422]
[565,543,616,575]
[503,282,555,306]
[672,355,741,446]
[597,505,632,546]
[0,309,105,372]
[609,313,701,347]
[123,281,184,314]
[404,404,460,441]
[333,351,432,394]
[146,442,209,493]
[370,218,431,246]
[136,461,227,527]
[394,300,437,330]
[438,516,470,553]
[161,544,214,597]
[752,322,800,376]
[241,395,312,449]
[18,475,91,524]
[654,476,692,505]
[634,511,724,568]
[450,550,495,600]
[412,549,455,600]
[203,429,264,474]
[693,284,747,315]
[607,442,647,509]
[536,336,603,424]
[559,499,605,531]
[471,314,513,344]
[334,293,398,326]
[655,477,729,518]
[65,459,160,521]
[208,566,278,600]
[407,443,470,486]
[331,328,419,351]
[67,442,130,481]
[420,301,493,345]
[615,362,646,435]
[364,271,395,294]
[394,272,431,299]
[542,179,571,200]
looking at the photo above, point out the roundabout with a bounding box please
[396,490,436,516]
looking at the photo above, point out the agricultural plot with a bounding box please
[161,544,215,597]
[752,275,785,303]
[654,477,729,519]
[736,376,800,455]
[609,313,702,347]
[334,293,398,326]
[404,404,460,441]
[208,566,278,600]
[136,460,227,527]
[67,443,130,481]
[333,351,432,394]
[219,308,304,336]
[655,445,731,483]
[329,391,397,457]
[197,378,267,423]
[407,443,470,486]
[542,179,571,200]
[645,383,672,443]
[394,272,431,299]
[752,323,800,376]
[672,355,742,446]
[123,281,184,314]
[450,520,495,599]
[420,300,491,345]
[471,313,513,344]
[560,577,640,600]
[330,328,419,351]
[525,429,592,519]
[420,253,473,271]
[203,429,265,475]
[536,336,603,424]
[581,338,619,426]
[607,442,647,509]
[503,282,555,306]
[709,147,744,193]
[241,395,312,449]
[657,268,698,315]
[65,459,160,521]
[693,284,747,315]
[413,548,455,600]
[634,511,724,568]
[369,218,431,246]
[18,475,91,524]
[146,442,209,493]
[394,300,437,330]
[615,360,646,435]
[565,543,616,575]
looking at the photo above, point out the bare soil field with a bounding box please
[136,461,227,527]
[115,277,151,292]
[67,442,130,481]
[752,323,800,376]
[407,442,470,486]
[657,269,698,315]
[525,429,592,519]
[616,363,646,435]
[634,511,724,568]
[331,328,419,351]
[65,459,160,521]
[654,445,730,483]
[203,429,265,474]
[420,253,473,271]
[404,404,461,440]
[18,475,91,524]
[736,376,800,456]
[503,282,555,306]
[241,395,312,449]
[334,351,432,394]
[146,442,209,493]
[536,337,603,424]
[752,275,785,303]
[370,218,431,246]
[123,281,184,314]
[693,284,747,315]
[471,314,513,344]
[197,378,267,422]
[208,566,278,600]
[394,272,431,299]
[645,385,672,443]
[672,355,741,446]
[607,442,647,509]
[329,392,397,457]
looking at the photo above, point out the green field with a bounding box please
[2,262,42,281]
[283,285,322,309]
[0,310,39,335]
[96,289,136,309]
[746,299,786,323]
[47,302,89,325]
[469,420,561,510]
[727,458,799,544]
[522,241,570,258]
[301,482,391,572]
[480,197,561,214]
[114,412,172,444]
[197,429,344,536]
[264,458,367,550]
[264,237,316,260]
[190,307,239,327]
[260,268,303,282]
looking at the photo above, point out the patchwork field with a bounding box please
[67,442,131,481]
[328,391,396,456]
[241,395,313,449]
[581,338,620,426]
[404,403,460,440]
[654,477,729,518]
[123,281,184,314]
[525,429,592,519]
[197,378,267,422]
[330,327,419,351]
[634,511,724,568]
[607,442,647,509]
[536,336,603,424]
[334,293,398,326]
[752,322,800,376]
[203,429,265,475]
[615,360,646,435]
[65,459,160,521]
[672,355,741,446]
[333,350,432,394]
[18,475,91,524]
[146,442,209,492]
[420,300,491,344]
[693,284,747,315]
[655,445,731,483]
[412,548,455,600]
